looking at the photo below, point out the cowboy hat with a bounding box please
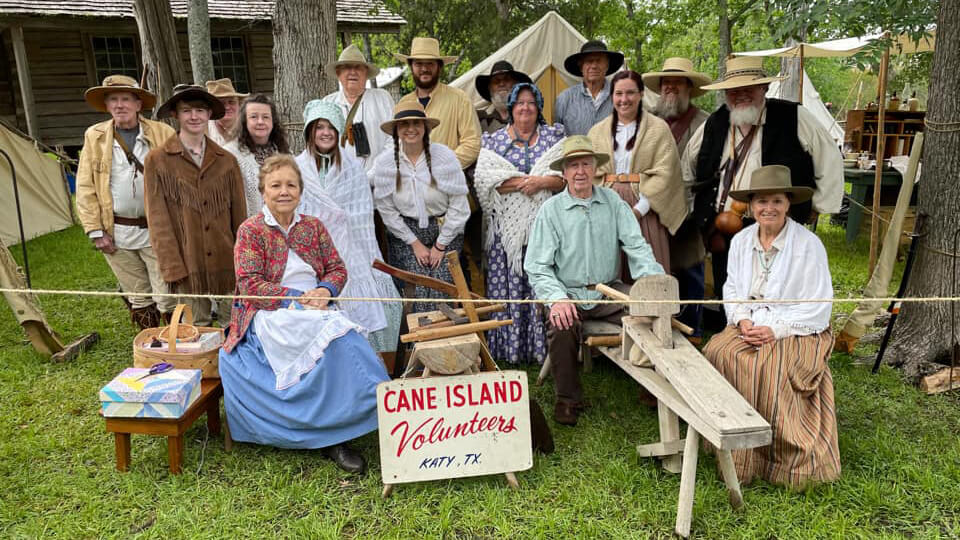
[204,78,249,100]
[474,60,533,102]
[563,40,624,78]
[394,37,458,65]
[380,102,441,135]
[729,164,813,203]
[701,56,785,91]
[301,99,345,140]
[156,84,225,120]
[548,135,610,171]
[84,75,156,113]
[641,57,712,98]
[330,44,380,79]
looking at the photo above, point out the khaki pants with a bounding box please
[179,296,233,327]
[103,246,176,313]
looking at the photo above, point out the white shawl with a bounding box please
[223,141,263,218]
[723,219,833,334]
[474,139,565,275]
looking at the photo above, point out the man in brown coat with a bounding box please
[144,84,247,326]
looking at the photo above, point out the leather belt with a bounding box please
[604,173,643,183]
[114,215,148,228]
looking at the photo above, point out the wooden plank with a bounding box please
[674,429,700,539]
[444,251,497,372]
[10,25,38,137]
[920,366,960,394]
[625,321,768,436]
[636,439,685,458]
[408,334,481,375]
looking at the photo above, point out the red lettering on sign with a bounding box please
[390,412,520,457]
[383,390,397,413]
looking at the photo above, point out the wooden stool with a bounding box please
[104,378,232,474]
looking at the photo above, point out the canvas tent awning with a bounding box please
[733,31,936,58]
[449,11,587,123]
[0,121,72,246]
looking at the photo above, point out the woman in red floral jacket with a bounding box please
[219,154,388,474]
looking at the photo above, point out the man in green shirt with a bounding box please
[524,136,663,425]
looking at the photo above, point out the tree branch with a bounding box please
[730,0,761,24]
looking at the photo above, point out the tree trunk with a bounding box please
[132,0,186,114]
[778,38,802,103]
[272,0,337,154]
[363,33,378,88]
[887,1,960,382]
[717,0,732,107]
[188,0,215,85]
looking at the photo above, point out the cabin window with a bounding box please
[91,36,140,82]
[211,36,250,93]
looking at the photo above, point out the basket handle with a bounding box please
[167,303,194,353]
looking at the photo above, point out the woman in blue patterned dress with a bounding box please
[475,83,567,364]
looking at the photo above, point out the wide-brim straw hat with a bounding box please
[156,84,225,120]
[84,75,156,112]
[205,78,249,99]
[548,135,610,171]
[729,164,813,203]
[380,101,441,135]
[394,37,458,65]
[302,99,345,141]
[474,60,533,102]
[701,56,785,91]
[563,40,624,77]
[641,57,712,98]
[330,44,380,79]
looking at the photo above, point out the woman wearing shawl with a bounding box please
[225,94,290,217]
[475,82,566,364]
[294,99,401,354]
[587,70,687,273]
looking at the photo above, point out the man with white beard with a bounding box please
[474,61,532,133]
[682,56,842,298]
[643,58,712,341]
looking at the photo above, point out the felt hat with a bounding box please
[563,40,624,78]
[641,57,712,98]
[474,60,533,102]
[729,164,813,203]
[331,44,380,79]
[701,56,785,91]
[204,78,248,99]
[379,101,441,135]
[156,84,225,120]
[84,75,156,113]
[301,99,345,140]
[548,135,610,171]
[394,37,458,65]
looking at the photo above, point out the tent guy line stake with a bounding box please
[0,148,30,288]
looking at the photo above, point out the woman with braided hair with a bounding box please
[372,102,470,312]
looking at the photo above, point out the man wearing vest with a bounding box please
[682,56,842,299]
[76,75,177,329]
[643,57,712,341]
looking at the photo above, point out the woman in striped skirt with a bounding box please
[703,164,840,488]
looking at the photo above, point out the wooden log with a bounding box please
[400,319,514,343]
[595,284,694,335]
[920,366,960,394]
[717,449,744,510]
[414,304,506,330]
[408,334,481,375]
[585,335,621,347]
[675,429,700,538]
[373,259,489,305]
[10,25,39,137]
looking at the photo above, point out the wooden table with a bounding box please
[844,167,905,243]
[103,378,229,474]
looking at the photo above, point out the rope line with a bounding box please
[2,286,960,306]
[923,118,960,133]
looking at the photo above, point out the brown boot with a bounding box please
[554,401,580,426]
[130,305,162,330]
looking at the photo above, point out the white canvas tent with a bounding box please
[766,70,845,143]
[733,31,935,59]
[0,121,73,246]
[450,11,587,123]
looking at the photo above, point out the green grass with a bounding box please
[1,223,958,539]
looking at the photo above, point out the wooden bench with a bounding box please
[597,275,772,538]
[103,378,232,474]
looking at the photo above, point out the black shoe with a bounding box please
[322,443,367,474]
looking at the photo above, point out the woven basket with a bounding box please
[133,304,222,378]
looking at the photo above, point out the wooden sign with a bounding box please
[377,370,532,484]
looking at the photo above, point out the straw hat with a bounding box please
[641,57,712,98]
[331,44,380,79]
[84,75,156,113]
[379,102,441,135]
[548,135,610,171]
[563,40,624,77]
[301,99,345,140]
[729,165,812,203]
[474,60,533,102]
[204,78,248,99]
[394,37,458,65]
[156,84,225,120]
[701,56,785,91]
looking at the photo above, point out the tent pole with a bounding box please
[869,44,891,274]
[0,148,31,288]
[798,44,804,104]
